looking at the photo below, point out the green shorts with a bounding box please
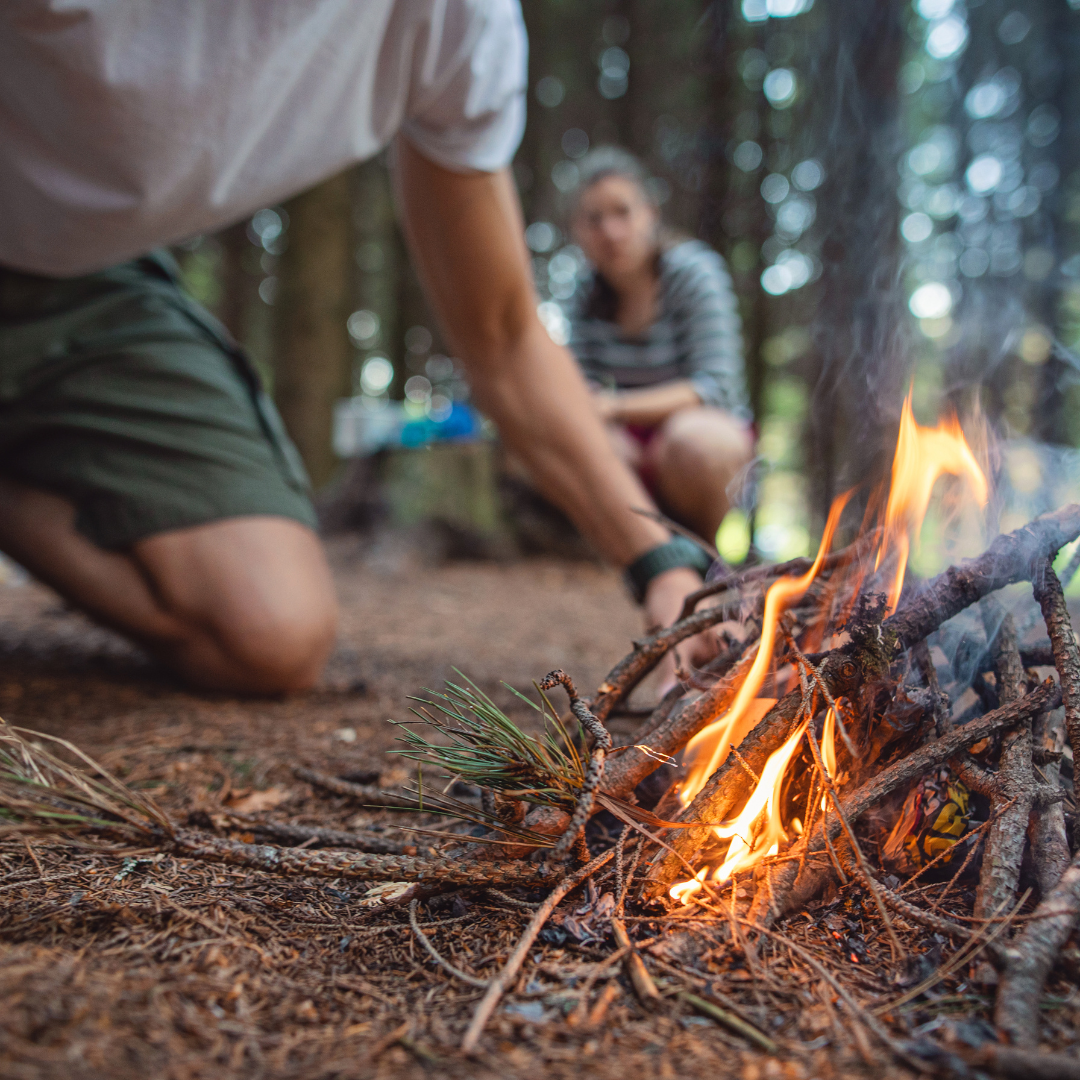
[0,251,317,549]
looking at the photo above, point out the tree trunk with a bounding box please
[273,171,354,489]
[805,0,907,522]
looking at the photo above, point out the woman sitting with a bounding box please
[565,147,754,547]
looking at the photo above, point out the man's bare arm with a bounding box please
[393,138,673,569]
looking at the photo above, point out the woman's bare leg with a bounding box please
[0,478,337,694]
[645,406,754,544]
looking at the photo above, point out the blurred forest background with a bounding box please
[174,0,1080,574]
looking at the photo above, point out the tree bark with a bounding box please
[273,170,354,489]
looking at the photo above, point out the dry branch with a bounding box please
[1031,557,1080,808]
[996,847,1080,1047]
[169,829,561,889]
[973,607,1036,921]
[885,504,1080,653]
[292,766,423,809]
[236,818,412,855]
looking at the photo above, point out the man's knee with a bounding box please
[135,516,339,694]
[213,588,338,693]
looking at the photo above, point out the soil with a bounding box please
[0,534,1074,1079]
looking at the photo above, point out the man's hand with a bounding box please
[644,566,719,678]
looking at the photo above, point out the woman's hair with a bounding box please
[566,145,655,216]
[567,146,669,323]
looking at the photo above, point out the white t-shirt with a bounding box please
[0,0,527,276]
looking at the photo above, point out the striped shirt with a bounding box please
[566,240,749,420]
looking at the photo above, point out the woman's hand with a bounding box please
[591,388,622,423]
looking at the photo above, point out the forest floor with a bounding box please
[0,531,1076,1080]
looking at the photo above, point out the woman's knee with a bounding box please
[650,406,753,475]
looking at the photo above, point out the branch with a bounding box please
[996,847,1080,1047]
[1031,557,1080,809]
[885,504,1080,653]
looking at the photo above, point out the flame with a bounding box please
[875,391,988,612]
[678,491,852,807]
[670,720,809,905]
[819,707,837,810]
[669,868,707,905]
[711,718,809,883]
[667,390,990,907]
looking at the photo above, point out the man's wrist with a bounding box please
[624,536,713,604]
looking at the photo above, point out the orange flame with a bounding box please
[875,391,988,612]
[668,391,990,906]
[670,719,809,905]
[678,491,852,807]
[819,707,837,810]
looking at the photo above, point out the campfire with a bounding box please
[3,391,1080,1071]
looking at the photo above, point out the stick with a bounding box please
[973,606,1037,921]
[996,847,1080,1046]
[170,828,563,888]
[610,916,661,1009]
[409,899,489,988]
[963,1044,1080,1080]
[1031,558,1080,808]
[538,670,611,860]
[677,992,777,1053]
[460,848,614,1053]
[236,818,411,855]
[885,504,1080,653]
[292,767,423,809]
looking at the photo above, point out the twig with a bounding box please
[292,766,423,809]
[486,888,540,911]
[409,899,489,988]
[972,606,1036,921]
[632,506,719,560]
[731,917,930,1073]
[876,891,1028,1015]
[885,504,1080,653]
[610,915,661,1009]
[235,817,411,855]
[538,670,611,860]
[996,848,1080,1046]
[460,848,614,1053]
[677,992,778,1053]
[1031,558,1080,809]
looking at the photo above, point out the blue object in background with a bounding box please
[400,402,481,448]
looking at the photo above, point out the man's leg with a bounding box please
[0,478,337,694]
[646,406,754,543]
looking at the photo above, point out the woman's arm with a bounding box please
[595,379,701,427]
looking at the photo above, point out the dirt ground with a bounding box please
[0,533,1074,1080]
